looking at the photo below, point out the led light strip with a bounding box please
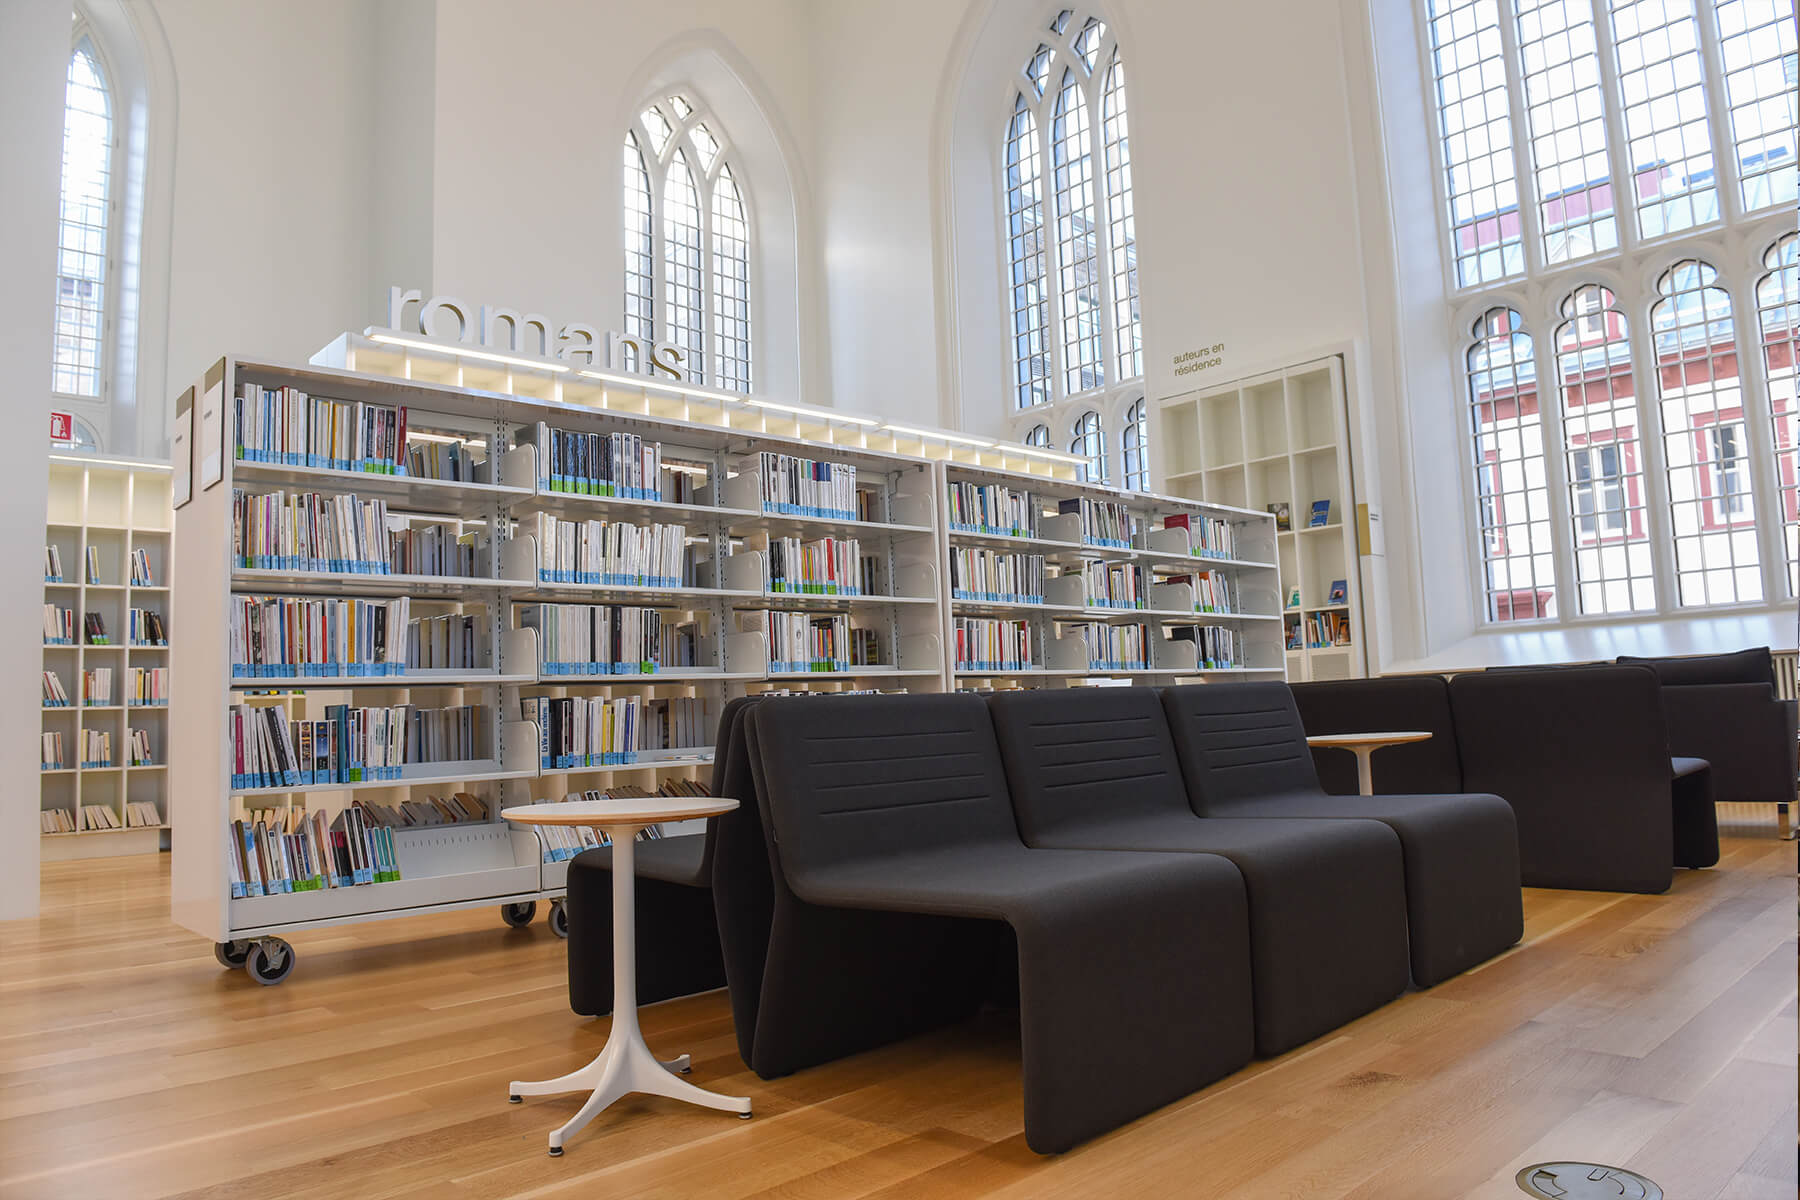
[368,332,571,374]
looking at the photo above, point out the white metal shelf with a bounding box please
[231,567,534,598]
[234,458,534,515]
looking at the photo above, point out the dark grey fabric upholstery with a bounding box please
[709,696,777,1065]
[1618,649,1797,808]
[1669,756,1721,870]
[985,686,1409,1054]
[1290,675,1465,795]
[746,693,1255,1155]
[1447,664,1710,893]
[1161,681,1523,987]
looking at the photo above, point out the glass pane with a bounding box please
[1025,43,1053,97]
[622,131,655,353]
[1468,307,1557,620]
[711,164,752,394]
[1714,0,1798,211]
[1074,16,1107,70]
[1426,0,1525,286]
[1071,410,1108,483]
[1554,285,1655,611]
[1607,0,1718,239]
[662,148,705,384]
[690,122,721,173]
[1122,398,1148,490]
[1757,233,1799,593]
[641,106,673,155]
[1005,95,1052,409]
[1653,259,1761,605]
[1051,68,1104,393]
[1516,0,1617,263]
[1025,424,1050,446]
[1101,49,1141,381]
[54,41,110,399]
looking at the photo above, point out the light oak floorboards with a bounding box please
[1,809,1792,1199]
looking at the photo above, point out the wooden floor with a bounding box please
[1,809,1793,1200]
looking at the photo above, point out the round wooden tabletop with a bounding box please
[1306,731,1434,749]
[501,798,740,827]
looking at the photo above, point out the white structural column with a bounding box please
[0,0,73,920]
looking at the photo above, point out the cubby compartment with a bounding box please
[1289,368,1339,450]
[131,472,173,530]
[1160,401,1202,479]
[1294,449,1342,530]
[78,769,124,827]
[86,469,128,527]
[83,528,125,587]
[128,719,165,766]
[129,533,170,589]
[40,772,78,830]
[1198,394,1244,469]
[1202,466,1248,510]
[48,461,86,525]
[44,527,81,584]
[1301,533,1353,610]
[1243,381,1288,460]
[1246,458,1293,517]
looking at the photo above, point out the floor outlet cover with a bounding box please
[1515,1163,1663,1199]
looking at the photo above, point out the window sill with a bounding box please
[1385,604,1798,674]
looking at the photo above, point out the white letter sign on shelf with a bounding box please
[383,286,685,380]
[1172,342,1227,380]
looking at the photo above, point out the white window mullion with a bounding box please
[1690,0,1750,226]
[1725,270,1792,600]
[1035,93,1070,407]
[1493,0,1550,275]
[1624,282,1684,615]
[1085,65,1120,483]
[1530,295,1584,610]
[1582,0,1643,252]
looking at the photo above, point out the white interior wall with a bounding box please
[0,0,70,919]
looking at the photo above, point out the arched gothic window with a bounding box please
[624,95,752,391]
[1071,409,1107,483]
[1120,397,1147,490]
[54,38,114,400]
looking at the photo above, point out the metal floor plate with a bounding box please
[1516,1163,1664,1199]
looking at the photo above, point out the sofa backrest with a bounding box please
[1160,682,1321,813]
[1618,647,1775,690]
[1448,664,1673,892]
[708,696,773,1064]
[1290,675,1465,795]
[986,686,1191,839]
[746,693,1020,872]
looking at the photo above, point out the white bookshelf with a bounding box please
[937,464,1284,689]
[172,356,948,983]
[1156,356,1367,681]
[42,456,174,860]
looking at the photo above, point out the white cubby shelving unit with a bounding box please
[42,455,174,860]
[172,355,948,983]
[1157,356,1366,681]
[937,464,1283,689]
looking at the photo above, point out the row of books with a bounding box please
[521,695,713,769]
[127,609,168,646]
[766,536,866,595]
[233,489,394,574]
[81,668,113,705]
[43,606,110,644]
[358,792,490,827]
[531,515,687,587]
[1066,498,1132,547]
[1085,562,1147,610]
[1173,624,1245,670]
[954,617,1034,672]
[234,384,408,474]
[390,525,485,578]
[946,481,1039,537]
[40,803,160,832]
[229,702,490,790]
[1290,610,1352,649]
[948,548,1046,605]
[129,728,155,765]
[410,613,486,672]
[41,546,159,586]
[754,611,882,672]
[41,672,69,706]
[226,805,400,897]
[1169,571,1237,614]
[405,439,483,481]
[44,544,63,582]
[231,595,411,677]
[520,425,663,499]
[128,667,170,706]
[79,729,113,768]
[1163,513,1240,560]
[129,548,155,586]
[531,781,710,862]
[1077,622,1149,671]
[518,604,697,674]
[86,546,103,584]
[41,732,65,769]
[754,452,857,520]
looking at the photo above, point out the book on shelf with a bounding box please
[520,695,712,769]
[128,666,170,706]
[1306,610,1352,648]
[81,667,113,705]
[85,546,102,585]
[389,525,487,578]
[42,671,69,707]
[408,611,485,672]
[1328,579,1347,604]
[43,604,74,644]
[83,612,110,644]
[1170,624,1243,669]
[44,544,63,582]
[518,603,695,674]
[1062,497,1131,547]
[40,807,76,834]
[1077,622,1148,671]
[516,425,662,498]
[753,452,857,520]
[1309,500,1332,528]
[233,383,408,474]
[127,609,168,646]
[752,610,858,673]
[226,804,401,898]
[1285,585,1302,610]
[526,780,714,863]
[128,728,155,766]
[531,515,686,587]
[125,800,161,827]
[1163,512,1239,560]
[228,701,489,790]
[404,438,484,482]
[356,791,490,828]
[1085,561,1147,610]
[41,731,66,770]
[81,804,121,830]
[946,481,1040,537]
[1165,571,1237,614]
[129,548,154,586]
[1266,502,1291,532]
[1286,618,1305,650]
[949,547,1046,605]
[80,728,114,768]
[953,616,1033,672]
[766,535,860,595]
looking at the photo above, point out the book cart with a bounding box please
[171,356,945,983]
[938,465,1284,691]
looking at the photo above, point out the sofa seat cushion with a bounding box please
[571,832,708,887]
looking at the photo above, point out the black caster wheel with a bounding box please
[500,901,537,928]
[548,1146,564,1157]
[245,937,295,986]
[508,1095,521,1104]
[548,899,569,939]
[679,1066,692,1075]
[738,1111,753,1120]
[213,940,251,969]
